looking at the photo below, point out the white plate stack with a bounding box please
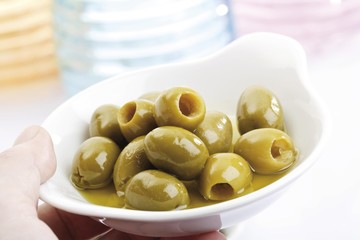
[0,0,58,85]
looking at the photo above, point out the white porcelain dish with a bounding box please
[40,32,330,237]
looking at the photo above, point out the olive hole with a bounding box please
[72,168,85,186]
[179,93,201,117]
[271,145,281,158]
[119,102,136,124]
[211,183,234,199]
[271,139,293,162]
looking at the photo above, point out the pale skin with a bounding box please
[0,126,226,240]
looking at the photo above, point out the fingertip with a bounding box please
[32,126,57,183]
[199,231,227,240]
[161,231,227,240]
[13,125,42,145]
[39,204,111,240]
[35,127,57,182]
[14,125,57,183]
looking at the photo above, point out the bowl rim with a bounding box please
[40,32,331,222]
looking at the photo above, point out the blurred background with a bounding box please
[2,0,360,95]
[1,0,360,239]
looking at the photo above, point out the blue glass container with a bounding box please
[53,0,235,95]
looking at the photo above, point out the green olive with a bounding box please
[154,87,206,131]
[89,104,127,148]
[194,111,233,154]
[199,153,252,201]
[138,91,161,102]
[113,136,153,195]
[144,126,209,180]
[125,170,190,211]
[233,128,298,174]
[237,86,285,134]
[117,99,157,142]
[71,136,121,189]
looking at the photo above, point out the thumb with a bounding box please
[0,126,58,239]
[0,126,56,218]
[13,125,57,183]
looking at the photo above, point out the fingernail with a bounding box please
[14,126,42,145]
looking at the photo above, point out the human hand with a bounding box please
[0,126,226,240]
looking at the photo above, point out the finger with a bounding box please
[96,229,154,240]
[0,126,56,214]
[14,125,41,144]
[38,203,111,240]
[0,126,58,239]
[13,125,56,182]
[96,228,226,240]
[161,231,226,240]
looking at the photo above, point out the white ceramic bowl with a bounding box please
[40,32,330,237]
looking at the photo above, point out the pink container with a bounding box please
[231,0,360,56]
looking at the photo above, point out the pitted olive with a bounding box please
[154,87,206,131]
[237,86,285,134]
[71,136,121,189]
[234,128,297,174]
[199,153,253,201]
[117,99,157,142]
[144,126,209,180]
[125,170,190,211]
[138,91,161,102]
[194,111,233,154]
[89,104,127,148]
[113,136,153,195]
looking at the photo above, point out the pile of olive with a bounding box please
[70,86,298,211]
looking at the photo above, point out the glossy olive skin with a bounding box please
[118,99,157,142]
[233,128,297,174]
[237,86,285,134]
[71,137,121,190]
[89,104,127,148]
[144,126,209,180]
[113,136,153,195]
[125,170,190,211]
[154,87,206,131]
[199,153,252,201]
[194,111,233,155]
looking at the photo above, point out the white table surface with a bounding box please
[1,37,360,240]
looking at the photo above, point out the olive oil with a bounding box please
[79,183,125,208]
[78,172,285,209]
